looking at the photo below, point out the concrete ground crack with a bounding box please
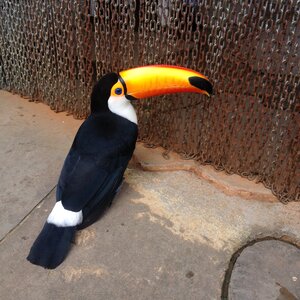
[0,185,56,244]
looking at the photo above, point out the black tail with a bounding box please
[27,222,76,269]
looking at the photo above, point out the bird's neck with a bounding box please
[108,96,138,124]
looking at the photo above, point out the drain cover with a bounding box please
[228,240,300,300]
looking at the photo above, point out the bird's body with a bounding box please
[58,112,138,227]
[27,65,212,269]
[28,109,138,269]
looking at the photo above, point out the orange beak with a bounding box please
[118,65,213,100]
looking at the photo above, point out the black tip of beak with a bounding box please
[189,76,213,96]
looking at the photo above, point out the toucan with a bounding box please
[27,65,213,269]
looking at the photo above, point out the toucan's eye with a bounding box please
[115,88,123,95]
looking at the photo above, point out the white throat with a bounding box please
[108,95,137,124]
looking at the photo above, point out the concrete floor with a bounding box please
[0,90,299,300]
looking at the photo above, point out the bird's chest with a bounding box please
[74,115,138,159]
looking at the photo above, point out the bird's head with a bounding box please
[91,65,213,124]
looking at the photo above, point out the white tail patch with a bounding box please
[47,201,83,227]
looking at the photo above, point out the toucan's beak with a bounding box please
[118,65,213,100]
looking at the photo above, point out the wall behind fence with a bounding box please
[0,0,299,202]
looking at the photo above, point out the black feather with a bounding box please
[27,223,76,269]
[57,112,138,213]
[91,73,119,113]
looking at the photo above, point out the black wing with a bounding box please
[56,114,137,215]
[56,150,124,210]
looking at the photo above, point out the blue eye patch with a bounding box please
[115,88,123,95]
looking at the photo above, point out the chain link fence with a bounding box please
[0,0,299,203]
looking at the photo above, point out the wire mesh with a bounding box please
[0,0,299,202]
